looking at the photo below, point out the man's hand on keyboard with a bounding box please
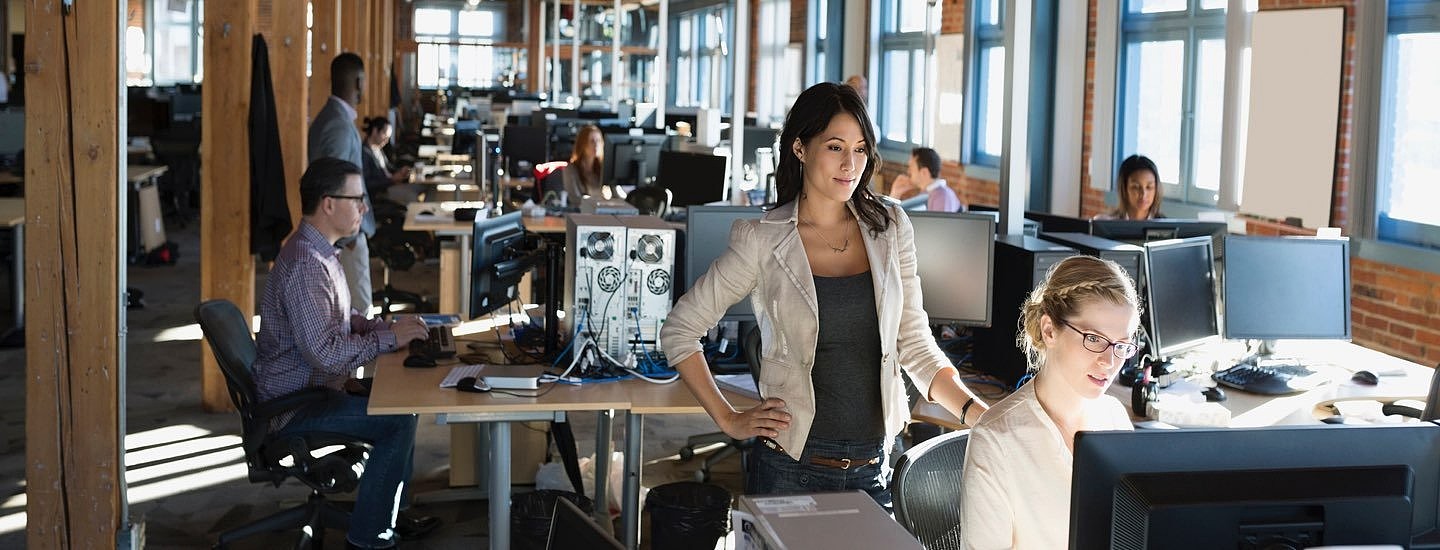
[390,315,429,345]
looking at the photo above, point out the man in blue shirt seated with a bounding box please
[252,158,439,548]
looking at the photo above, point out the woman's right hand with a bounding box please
[719,398,791,439]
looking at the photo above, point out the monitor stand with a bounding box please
[1238,339,1294,366]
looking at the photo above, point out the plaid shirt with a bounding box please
[254,222,397,423]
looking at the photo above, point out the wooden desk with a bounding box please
[910,400,965,431]
[1106,340,1434,427]
[370,348,751,550]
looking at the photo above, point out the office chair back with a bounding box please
[892,429,970,549]
[534,161,568,204]
[744,323,762,388]
[195,299,261,415]
[626,185,671,217]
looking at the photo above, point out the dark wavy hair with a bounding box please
[362,116,391,135]
[775,82,891,236]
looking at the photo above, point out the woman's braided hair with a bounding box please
[1017,255,1142,371]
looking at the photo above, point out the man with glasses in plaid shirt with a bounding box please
[253,158,439,548]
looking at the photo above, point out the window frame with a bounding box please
[412,3,507,91]
[1373,0,1440,251]
[808,0,844,86]
[668,2,733,111]
[877,0,938,153]
[963,0,1005,169]
[1114,0,1225,207]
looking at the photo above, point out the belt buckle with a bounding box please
[838,458,852,470]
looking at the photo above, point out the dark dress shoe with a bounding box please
[395,510,442,540]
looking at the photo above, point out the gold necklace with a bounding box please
[799,216,851,254]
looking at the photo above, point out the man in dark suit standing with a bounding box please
[309,53,376,317]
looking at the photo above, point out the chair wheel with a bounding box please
[694,469,710,483]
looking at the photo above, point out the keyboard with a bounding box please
[410,325,456,358]
[440,364,484,388]
[1213,362,1326,395]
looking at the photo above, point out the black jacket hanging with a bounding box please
[250,33,292,261]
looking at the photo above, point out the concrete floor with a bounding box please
[0,218,743,549]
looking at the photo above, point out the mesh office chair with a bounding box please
[1423,364,1440,421]
[892,429,970,550]
[678,324,762,483]
[533,161,568,206]
[195,299,372,549]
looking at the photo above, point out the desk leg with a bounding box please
[594,409,614,531]
[622,412,643,550]
[458,235,472,318]
[488,421,511,550]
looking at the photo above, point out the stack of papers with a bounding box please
[715,374,759,400]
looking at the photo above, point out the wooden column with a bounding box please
[310,0,342,121]
[376,0,394,116]
[24,0,124,546]
[341,0,371,117]
[267,0,309,230]
[200,0,257,412]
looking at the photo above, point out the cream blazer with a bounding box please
[660,199,953,460]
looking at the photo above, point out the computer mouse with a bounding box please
[456,376,491,393]
[419,209,436,216]
[403,353,437,368]
[1202,386,1227,403]
[1351,370,1379,386]
[1320,415,1368,425]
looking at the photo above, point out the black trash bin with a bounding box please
[512,489,595,550]
[645,481,732,550]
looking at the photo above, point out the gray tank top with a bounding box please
[808,271,885,441]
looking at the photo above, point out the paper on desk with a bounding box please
[715,374,760,400]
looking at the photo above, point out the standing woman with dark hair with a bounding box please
[1099,154,1165,220]
[563,124,624,205]
[660,82,989,505]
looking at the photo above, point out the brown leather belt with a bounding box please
[807,455,882,470]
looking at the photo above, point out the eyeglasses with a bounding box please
[1058,319,1138,360]
[326,194,366,204]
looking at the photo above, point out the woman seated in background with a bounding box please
[960,255,1139,549]
[360,116,417,203]
[1097,154,1164,220]
[563,124,624,206]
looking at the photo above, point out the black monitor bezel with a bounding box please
[907,211,996,327]
[1142,235,1221,358]
[1222,235,1353,341]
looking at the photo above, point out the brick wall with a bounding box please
[791,0,806,44]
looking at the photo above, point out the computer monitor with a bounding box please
[1223,235,1351,342]
[1071,424,1440,548]
[660,151,729,208]
[470,211,529,319]
[602,133,667,187]
[908,212,995,326]
[684,205,765,320]
[546,496,623,550]
[740,126,780,167]
[1024,211,1092,234]
[502,125,547,175]
[1142,236,1220,360]
[1090,218,1229,256]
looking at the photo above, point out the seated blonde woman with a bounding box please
[960,255,1140,549]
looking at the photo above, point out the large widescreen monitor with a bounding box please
[908,211,996,326]
[683,205,765,321]
[1223,235,1351,341]
[1142,236,1220,359]
[1071,424,1440,549]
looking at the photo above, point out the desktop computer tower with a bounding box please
[1038,232,1145,286]
[566,214,631,362]
[971,235,1080,386]
[618,216,680,364]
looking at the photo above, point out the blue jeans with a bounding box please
[747,435,894,509]
[277,391,417,549]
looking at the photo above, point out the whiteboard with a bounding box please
[1240,8,1344,228]
[933,33,966,161]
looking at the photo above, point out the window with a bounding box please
[126,0,204,86]
[1376,0,1440,249]
[878,0,940,149]
[413,4,508,90]
[808,0,843,85]
[754,0,797,125]
[669,3,731,111]
[966,0,1004,167]
[1115,0,1224,205]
